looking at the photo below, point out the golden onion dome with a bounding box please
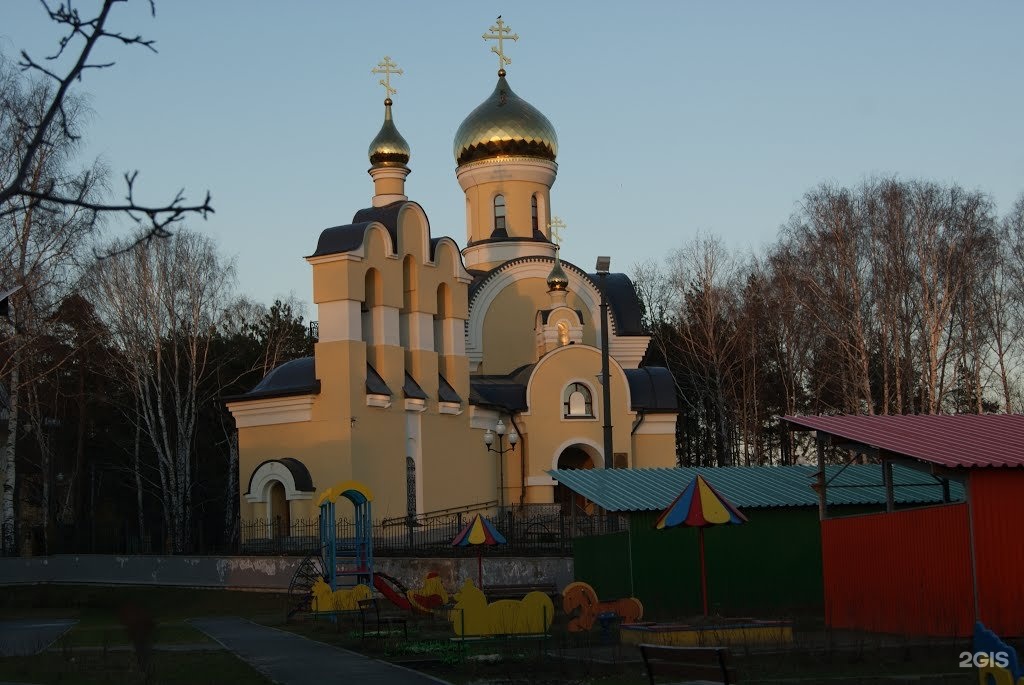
[368,98,411,166]
[453,73,558,166]
[547,254,569,291]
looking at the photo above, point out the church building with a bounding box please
[226,21,678,525]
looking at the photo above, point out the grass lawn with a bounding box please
[0,584,285,684]
[0,651,271,685]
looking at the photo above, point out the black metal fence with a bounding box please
[238,503,626,557]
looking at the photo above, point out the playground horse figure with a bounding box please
[449,579,554,637]
[561,581,643,632]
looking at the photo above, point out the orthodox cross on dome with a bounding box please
[549,216,566,246]
[372,56,403,101]
[483,16,518,74]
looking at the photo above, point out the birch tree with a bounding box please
[88,230,234,552]
[0,68,100,554]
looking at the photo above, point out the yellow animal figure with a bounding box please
[562,581,643,632]
[310,579,372,612]
[449,579,554,637]
[407,571,449,614]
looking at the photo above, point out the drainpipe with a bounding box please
[630,410,647,435]
[510,414,527,507]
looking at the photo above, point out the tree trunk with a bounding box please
[2,361,19,555]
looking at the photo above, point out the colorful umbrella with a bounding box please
[451,513,507,589]
[654,475,747,616]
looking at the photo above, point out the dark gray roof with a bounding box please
[468,256,647,336]
[468,363,675,413]
[310,222,376,258]
[308,201,442,260]
[403,372,428,400]
[246,458,315,494]
[469,364,534,411]
[625,367,678,412]
[366,364,392,396]
[438,375,462,404]
[588,272,645,336]
[227,357,320,401]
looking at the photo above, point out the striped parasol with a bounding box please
[654,475,747,616]
[451,514,507,588]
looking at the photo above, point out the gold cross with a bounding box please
[372,56,403,100]
[549,216,566,246]
[483,16,518,73]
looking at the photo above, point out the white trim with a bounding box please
[609,335,652,371]
[375,306,401,346]
[456,157,558,190]
[461,240,558,271]
[227,395,315,428]
[408,312,434,351]
[317,300,361,342]
[550,437,604,471]
[632,413,677,435]
[526,475,556,486]
[366,394,392,408]
[439,402,463,415]
[469,405,500,429]
[404,398,427,412]
[245,460,314,502]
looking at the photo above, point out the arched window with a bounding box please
[493,195,506,231]
[563,382,594,418]
[557,321,569,347]
[531,195,538,231]
[406,456,417,519]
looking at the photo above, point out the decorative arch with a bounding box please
[551,437,604,472]
[523,344,634,417]
[244,458,314,503]
[467,259,604,370]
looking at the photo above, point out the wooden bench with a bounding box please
[638,643,737,685]
[484,583,559,601]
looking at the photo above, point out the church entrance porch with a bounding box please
[554,445,596,514]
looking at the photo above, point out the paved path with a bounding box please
[190,617,450,685]
[0,619,76,656]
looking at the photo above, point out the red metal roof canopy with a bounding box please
[783,414,1024,468]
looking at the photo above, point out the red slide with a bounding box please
[372,573,412,610]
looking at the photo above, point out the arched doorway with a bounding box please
[554,445,596,513]
[269,480,290,536]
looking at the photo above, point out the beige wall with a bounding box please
[481,278,597,375]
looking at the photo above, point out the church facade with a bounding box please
[226,28,678,524]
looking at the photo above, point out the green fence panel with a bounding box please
[571,530,632,600]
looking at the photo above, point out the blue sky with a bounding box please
[5,1,1023,314]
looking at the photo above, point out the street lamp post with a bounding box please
[595,256,613,470]
[483,418,518,511]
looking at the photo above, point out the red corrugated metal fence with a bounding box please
[821,504,973,636]
[971,470,1024,637]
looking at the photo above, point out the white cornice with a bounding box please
[227,395,315,428]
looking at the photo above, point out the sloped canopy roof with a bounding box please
[783,414,1024,469]
[549,465,964,512]
[225,357,320,401]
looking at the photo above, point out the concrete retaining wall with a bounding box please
[0,555,573,593]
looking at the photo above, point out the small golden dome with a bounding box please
[369,99,411,166]
[453,74,557,166]
[547,255,569,291]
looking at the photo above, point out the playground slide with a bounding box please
[372,573,412,610]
